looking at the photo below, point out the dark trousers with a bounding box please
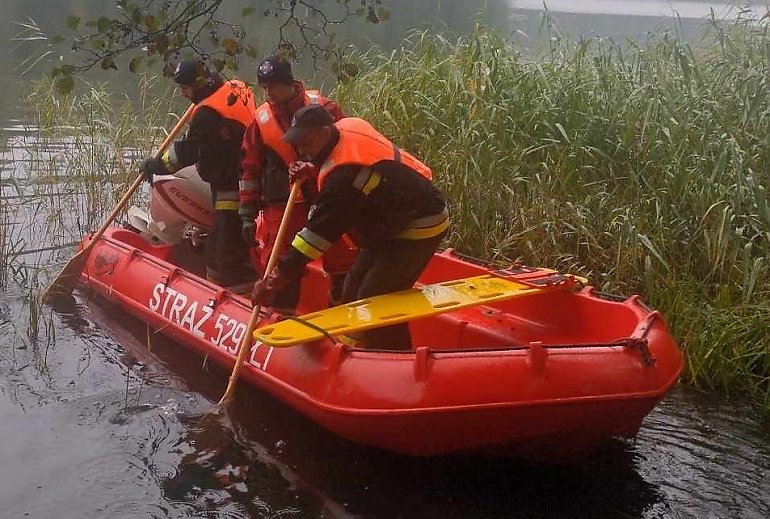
[341,232,446,350]
[205,209,256,289]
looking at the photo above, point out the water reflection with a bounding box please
[635,395,770,518]
[1,232,769,517]
[87,299,770,518]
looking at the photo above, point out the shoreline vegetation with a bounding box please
[10,18,770,410]
[335,19,770,411]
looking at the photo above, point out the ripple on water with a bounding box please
[3,284,769,518]
[634,391,770,518]
[0,386,219,518]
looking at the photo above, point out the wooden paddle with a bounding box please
[42,104,196,304]
[218,181,301,405]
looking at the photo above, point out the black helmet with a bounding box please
[173,60,211,88]
[257,55,294,85]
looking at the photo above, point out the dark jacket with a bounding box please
[169,78,253,193]
[279,127,446,279]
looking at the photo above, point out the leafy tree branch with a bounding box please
[18,0,389,95]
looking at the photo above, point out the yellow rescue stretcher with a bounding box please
[253,274,585,347]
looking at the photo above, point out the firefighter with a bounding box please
[239,55,355,313]
[251,105,448,350]
[139,60,256,293]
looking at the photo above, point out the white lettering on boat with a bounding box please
[147,282,271,371]
[196,305,213,338]
[179,302,196,333]
[261,345,274,371]
[150,284,209,337]
[212,313,246,354]
[161,287,178,316]
[168,291,188,323]
[149,283,163,311]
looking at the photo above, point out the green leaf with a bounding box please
[162,62,175,77]
[244,45,257,59]
[222,38,239,56]
[638,234,670,272]
[342,63,359,77]
[128,5,141,23]
[129,56,143,73]
[100,57,117,70]
[554,122,570,143]
[66,15,80,31]
[56,75,75,96]
[97,16,111,34]
[242,7,256,17]
[224,56,238,71]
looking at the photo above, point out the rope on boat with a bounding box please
[284,315,338,344]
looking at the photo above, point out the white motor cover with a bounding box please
[126,165,215,245]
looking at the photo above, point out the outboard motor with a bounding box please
[126,165,214,245]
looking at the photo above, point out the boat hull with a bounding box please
[78,228,682,462]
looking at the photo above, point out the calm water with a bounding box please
[2,1,770,517]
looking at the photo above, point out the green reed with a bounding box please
[25,76,182,245]
[335,19,770,409]
[3,76,181,351]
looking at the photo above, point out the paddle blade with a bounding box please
[42,249,89,303]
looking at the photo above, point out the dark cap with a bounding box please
[282,105,335,144]
[173,60,211,88]
[257,55,294,85]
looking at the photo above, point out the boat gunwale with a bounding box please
[79,229,684,417]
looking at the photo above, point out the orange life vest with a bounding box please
[255,90,323,166]
[195,79,256,128]
[317,118,432,189]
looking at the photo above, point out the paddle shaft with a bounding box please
[43,104,196,302]
[219,181,302,405]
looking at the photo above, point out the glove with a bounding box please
[251,267,289,306]
[241,219,257,246]
[288,161,318,185]
[139,157,170,184]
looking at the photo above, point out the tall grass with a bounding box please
[26,76,183,250]
[334,18,770,409]
[2,76,181,355]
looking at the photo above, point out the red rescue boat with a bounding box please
[78,225,682,462]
